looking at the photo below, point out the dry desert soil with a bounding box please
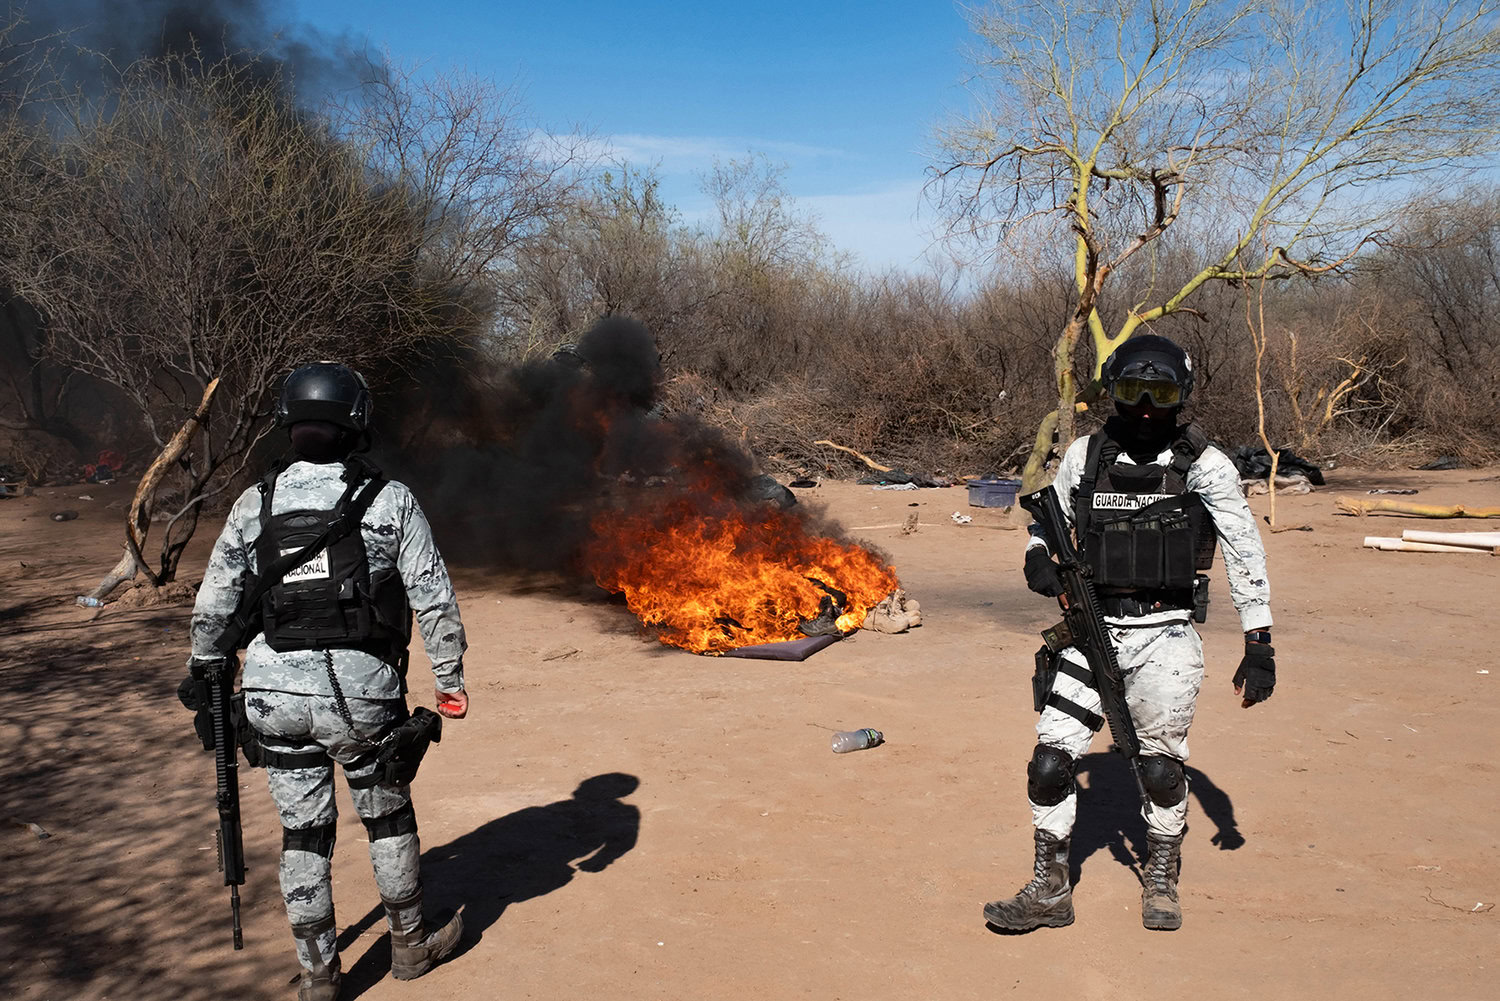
[2,468,1497,1001]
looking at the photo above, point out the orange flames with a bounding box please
[584,482,899,654]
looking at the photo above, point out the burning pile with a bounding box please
[585,475,899,654]
[386,315,902,652]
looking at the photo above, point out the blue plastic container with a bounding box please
[967,477,1021,508]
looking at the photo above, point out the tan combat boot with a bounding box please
[383,888,464,981]
[983,830,1074,931]
[291,913,341,1001]
[1141,832,1184,930]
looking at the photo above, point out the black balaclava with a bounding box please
[289,420,355,463]
[1107,401,1181,462]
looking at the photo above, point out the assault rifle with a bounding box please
[1020,485,1150,809]
[186,655,246,949]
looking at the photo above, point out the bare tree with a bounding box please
[934,0,1500,487]
[0,53,539,584]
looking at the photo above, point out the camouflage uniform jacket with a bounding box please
[189,460,467,698]
[1026,433,1273,632]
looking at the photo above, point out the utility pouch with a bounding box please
[1032,645,1059,714]
[1088,519,1135,586]
[1159,508,1197,588]
[229,692,265,768]
[1192,574,1211,624]
[374,707,443,786]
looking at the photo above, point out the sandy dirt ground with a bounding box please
[2,467,1497,1001]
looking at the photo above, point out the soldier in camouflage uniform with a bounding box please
[984,335,1276,933]
[188,363,468,1000]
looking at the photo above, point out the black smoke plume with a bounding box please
[5,0,374,105]
[372,316,798,574]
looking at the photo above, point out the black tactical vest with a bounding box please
[1072,421,1217,593]
[253,461,412,663]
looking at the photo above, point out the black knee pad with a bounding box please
[1141,755,1188,807]
[362,802,418,842]
[283,819,337,857]
[1026,743,1075,807]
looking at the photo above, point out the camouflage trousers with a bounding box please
[1032,619,1204,840]
[243,689,425,976]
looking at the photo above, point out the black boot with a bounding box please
[1141,832,1184,930]
[383,887,463,981]
[983,830,1074,930]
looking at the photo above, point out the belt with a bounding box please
[1099,589,1193,617]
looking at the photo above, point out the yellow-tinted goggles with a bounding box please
[1111,377,1182,407]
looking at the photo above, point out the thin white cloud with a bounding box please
[585,133,849,171]
[801,180,944,271]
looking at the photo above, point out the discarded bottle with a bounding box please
[831,728,883,754]
[75,596,104,608]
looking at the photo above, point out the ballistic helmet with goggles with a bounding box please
[276,362,373,432]
[1101,335,1194,409]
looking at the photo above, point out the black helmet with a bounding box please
[276,362,373,431]
[1101,335,1194,408]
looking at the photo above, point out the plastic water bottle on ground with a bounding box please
[831,728,883,753]
[76,596,104,608]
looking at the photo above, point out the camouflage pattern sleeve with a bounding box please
[1190,446,1273,632]
[1027,436,1090,554]
[394,487,469,693]
[189,486,260,661]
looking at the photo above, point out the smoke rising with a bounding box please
[6,0,374,104]
[373,316,811,575]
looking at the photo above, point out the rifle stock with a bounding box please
[1020,486,1150,810]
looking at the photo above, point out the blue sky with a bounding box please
[299,1,975,272]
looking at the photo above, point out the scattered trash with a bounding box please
[82,449,126,483]
[51,510,79,522]
[746,474,796,509]
[830,728,883,753]
[874,482,919,491]
[1336,497,1500,518]
[77,494,94,501]
[1415,456,1461,471]
[4,818,50,841]
[1244,475,1313,496]
[862,588,922,633]
[722,634,841,662]
[1230,446,1326,485]
[1367,488,1418,495]
[951,512,973,525]
[1479,670,1490,675]
[75,596,105,608]
[858,469,950,487]
[789,478,818,489]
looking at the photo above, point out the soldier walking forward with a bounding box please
[985,335,1277,932]
[187,363,469,999]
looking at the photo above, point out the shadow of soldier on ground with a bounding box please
[333,772,641,999]
[1069,752,1242,887]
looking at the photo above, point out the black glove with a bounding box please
[1023,547,1066,597]
[1233,643,1276,704]
[177,672,215,750]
